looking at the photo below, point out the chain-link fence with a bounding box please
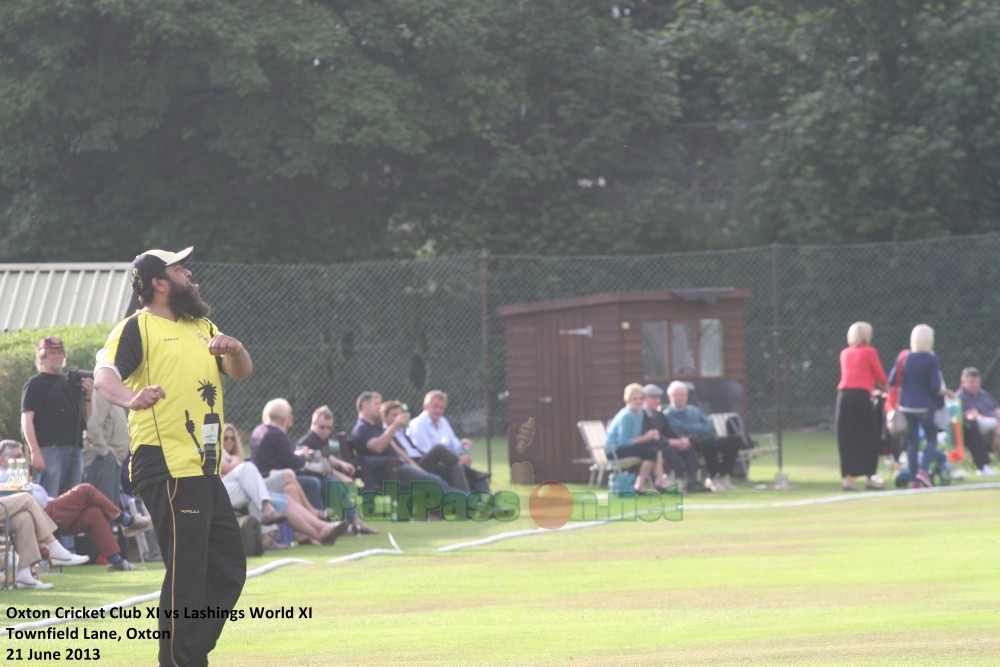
[195,233,1000,447]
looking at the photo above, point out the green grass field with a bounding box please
[6,432,1000,666]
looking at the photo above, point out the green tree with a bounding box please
[0,1,688,261]
[3,1,999,262]
[0,0,436,262]
[685,0,1000,245]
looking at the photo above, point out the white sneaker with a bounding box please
[979,464,996,477]
[50,553,89,567]
[16,576,54,590]
[703,477,716,491]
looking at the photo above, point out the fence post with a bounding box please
[480,249,492,474]
[771,243,789,488]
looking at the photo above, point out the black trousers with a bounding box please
[662,443,701,482]
[141,476,246,667]
[692,435,742,477]
[963,420,993,469]
[612,442,660,461]
[415,445,470,493]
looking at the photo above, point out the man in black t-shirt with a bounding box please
[296,404,356,482]
[21,336,93,497]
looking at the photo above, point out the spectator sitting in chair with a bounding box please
[226,424,329,520]
[640,385,709,493]
[380,400,467,494]
[664,382,742,491]
[251,399,374,536]
[390,400,469,493]
[0,490,88,589]
[220,425,348,547]
[605,383,665,494]
[350,392,463,495]
[956,367,998,477]
[407,390,491,493]
[1,440,150,574]
[250,399,326,511]
[220,426,287,527]
[296,405,356,484]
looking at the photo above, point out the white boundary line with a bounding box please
[437,520,606,552]
[682,481,1000,511]
[326,532,403,562]
[248,556,312,576]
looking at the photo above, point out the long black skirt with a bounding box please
[836,388,880,477]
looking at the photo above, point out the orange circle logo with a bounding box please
[529,481,573,530]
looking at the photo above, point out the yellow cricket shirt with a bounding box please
[96,310,226,488]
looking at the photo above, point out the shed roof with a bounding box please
[496,288,751,318]
[0,263,132,332]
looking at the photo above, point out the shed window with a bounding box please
[671,323,696,375]
[699,318,724,377]
[641,321,669,378]
[641,318,724,379]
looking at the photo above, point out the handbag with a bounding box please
[301,449,332,477]
[608,471,637,495]
[886,408,908,437]
[885,349,909,437]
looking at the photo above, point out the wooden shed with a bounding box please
[497,289,752,483]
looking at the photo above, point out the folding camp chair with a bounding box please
[120,495,160,563]
[0,495,16,589]
[710,412,778,481]
[574,421,642,490]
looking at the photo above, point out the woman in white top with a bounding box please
[221,424,347,545]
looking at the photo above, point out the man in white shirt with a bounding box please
[408,390,491,493]
[381,400,467,493]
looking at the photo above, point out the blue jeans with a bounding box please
[36,444,83,497]
[296,473,357,522]
[325,479,360,522]
[294,474,324,509]
[904,411,938,473]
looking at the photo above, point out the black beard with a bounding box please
[169,280,212,319]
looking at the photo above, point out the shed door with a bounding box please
[535,319,591,481]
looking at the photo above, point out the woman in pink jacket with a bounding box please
[837,322,888,491]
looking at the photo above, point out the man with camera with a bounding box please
[20,336,93,498]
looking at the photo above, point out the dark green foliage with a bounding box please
[7,2,995,262]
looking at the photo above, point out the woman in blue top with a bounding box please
[605,383,661,493]
[887,324,948,488]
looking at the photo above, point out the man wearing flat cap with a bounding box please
[21,335,93,497]
[94,246,253,667]
[640,384,710,493]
